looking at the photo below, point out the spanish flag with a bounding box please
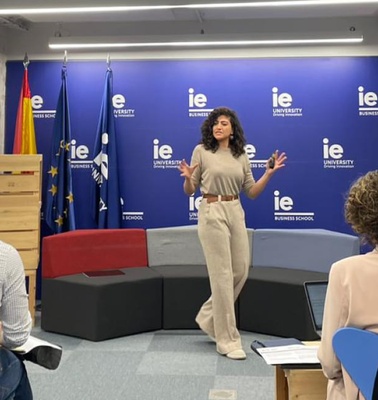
[13,68,37,154]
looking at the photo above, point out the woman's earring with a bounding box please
[230,135,234,140]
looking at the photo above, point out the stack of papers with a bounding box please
[257,343,320,365]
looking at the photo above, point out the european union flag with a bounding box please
[91,68,121,228]
[45,66,76,234]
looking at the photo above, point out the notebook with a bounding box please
[304,280,328,338]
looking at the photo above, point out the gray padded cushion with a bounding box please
[252,229,360,273]
[147,225,254,267]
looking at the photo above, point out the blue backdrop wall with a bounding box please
[4,57,378,238]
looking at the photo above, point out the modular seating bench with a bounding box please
[40,227,360,341]
[41,229,162,341]
[239,229,360,340]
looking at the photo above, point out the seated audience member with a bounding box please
[318,170,378,400]
[0,240,33,399]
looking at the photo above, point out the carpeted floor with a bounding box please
[27,312,277,400]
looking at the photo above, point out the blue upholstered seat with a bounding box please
[333,327,378,400]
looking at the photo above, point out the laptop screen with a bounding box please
[304,281,328,334]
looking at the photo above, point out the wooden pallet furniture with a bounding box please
[0,154,43,324]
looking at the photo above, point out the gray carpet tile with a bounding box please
[216,352,273,377]
[213,376,275,400]
[26,311,279,400]
[137,351,218,376]
[149,330,216,353]
[118,375,216,400]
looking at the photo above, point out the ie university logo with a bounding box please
[152,139,181,170]
[272,87,303,117]
[358,86,378,117]
[322,138,354,169]
[274,190,314,222]
[188,88,213,117]
[188,195,202,221]
[245,144,269,169]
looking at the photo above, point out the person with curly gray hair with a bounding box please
[178,107,286,360]
[318,170,378,399]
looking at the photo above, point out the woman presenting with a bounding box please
[178,107,286,360]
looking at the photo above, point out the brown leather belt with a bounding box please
[203,194,239,203]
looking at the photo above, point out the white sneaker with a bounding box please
[226,349,247,360]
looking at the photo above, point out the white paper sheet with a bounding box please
[12,335,61,354]
[257,344,320,365]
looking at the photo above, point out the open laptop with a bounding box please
[304,281,328,338]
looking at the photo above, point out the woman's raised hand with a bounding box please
[266,150,287,173]
[178,159,198,179]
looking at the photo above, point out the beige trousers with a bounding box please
[195,198,250,354]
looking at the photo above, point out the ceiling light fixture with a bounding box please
[49,36,363,50]
[1,1,378,15]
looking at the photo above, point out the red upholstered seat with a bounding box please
[42,229,148,278]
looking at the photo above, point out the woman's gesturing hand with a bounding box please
[178,159,198,179]
[266,150,287,173]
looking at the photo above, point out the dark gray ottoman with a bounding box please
[151,265,212,329]
[41,267,163,341]
[239,267,328,341]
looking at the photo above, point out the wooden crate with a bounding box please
[0,154,43,324]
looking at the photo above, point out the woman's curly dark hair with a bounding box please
[345,170,378,246]
[200,107,246,157]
